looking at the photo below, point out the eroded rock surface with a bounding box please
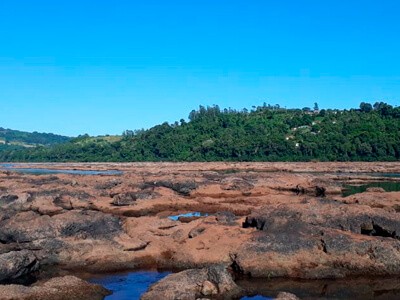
[0,276,110,300]
[141,265,241,300]
[0,162,400,298]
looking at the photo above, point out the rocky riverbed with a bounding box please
[1,162,400,299]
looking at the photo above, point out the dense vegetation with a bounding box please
[0,127,70,146]
[0,102,399,162]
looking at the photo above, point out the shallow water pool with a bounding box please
[0,164,122,175]
[89,271,170,300]
[168,212,209,221]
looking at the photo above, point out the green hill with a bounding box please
[1,102,399,162]
[0,127,71,147]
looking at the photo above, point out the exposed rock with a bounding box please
[2,162,400,298]
[135,189,160,200]
[112,192,137,206]
[0,193,31,211]
[0,211,58,243]
[275,292,300,300]
[53,195,73,210]
[215,211,237,225]
[243,199,400,238]
[142,181,198,196]
[31,196,64,215]
[188,226,206,238]
[220,177,254,191]
[141,265,241,300]
[0,250,39,282]
[201,280,218,296]
[0,276,110,300]
[366,187,385,193]
[239,199,400,278]
[315,186,326,197]
[95,179,122,190]
[28,176,60,185]
[53,210,122,239]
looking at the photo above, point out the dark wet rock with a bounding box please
[0,194,18,204]
[28,238,67,265]
[135,189,160,200]
[29,189,62,199]
[142,265,241,300]
[54,210,122,239]
[0,275,111,300]
[0,210,121,244]
[292,185,305,195]
[243,199,400,238]
[31,190,92,202]
[315,186,326,197]
[112,192,137,206]
[142,181,198,196]
[0,250,39,282]
[238,199,400,278]
[0,211,58,243]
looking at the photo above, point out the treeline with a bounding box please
[0,127,71,146]
[0,102,399,162]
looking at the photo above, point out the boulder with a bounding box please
[0,250,39,282]
[0,211,58,243]
[141,265,241,300]
[0,276,110,300]
[276,292,300,300]
[112,192,137,206]
[53,210,122,239]
[238,199,400,278]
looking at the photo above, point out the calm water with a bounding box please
[237,277,400,300]
[0,163,122,175]
[168,212,209,221]
[342,181,400,197]
[242,296,272,300]
[89,271,170,300]
[89,271,400,300]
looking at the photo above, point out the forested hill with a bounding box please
[0,127,71,148]
[0,102,399,162]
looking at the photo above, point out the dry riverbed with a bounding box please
[1,162,400,299]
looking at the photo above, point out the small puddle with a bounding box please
[342,182,400,197]
[89,270,170,300]
[0,164,122,176]
[168,212,209,221]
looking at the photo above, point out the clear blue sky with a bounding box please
[1,0,399,136]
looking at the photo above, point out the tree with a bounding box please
[359,102,373,113]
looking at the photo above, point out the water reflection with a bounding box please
[0,164,122,175]
[342,181,400,197]
[237,277,400,300]
[89,271,170,300]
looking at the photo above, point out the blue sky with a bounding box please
[0,0,399,136]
